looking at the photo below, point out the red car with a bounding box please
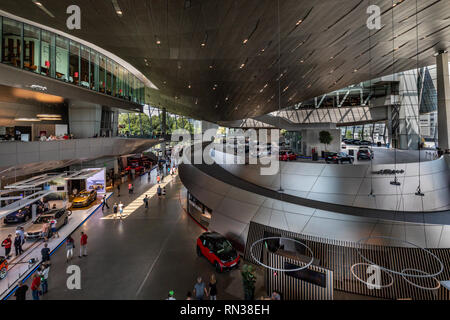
[0,256,8,279]
[125,162,144,173]
[279,151,297,161]
[196,232,240,272]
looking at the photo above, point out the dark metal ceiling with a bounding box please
[1,0,449,122]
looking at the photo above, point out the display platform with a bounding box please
[0,193,112,300]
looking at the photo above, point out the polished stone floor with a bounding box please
[16,170,245,300]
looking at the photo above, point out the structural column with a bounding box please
[436,51,450,151]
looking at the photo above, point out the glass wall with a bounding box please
[40,30,53,77]
[23,24,40,73]
[2,17,22,68]
[90,49,99,91]
[69,40,79,84]
[55,35,69,81]
[99,54,106,93]
[0,14,147,105]
[106,58,112,95]
[80,45,90,88]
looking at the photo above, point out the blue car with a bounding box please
[4,200,44,224]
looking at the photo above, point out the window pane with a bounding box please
[40,30,53,77]
[99,54,106,93]
[23,24,39,73]
[2,18,22,67]
[106,58,112,95]
[69,40,80,84]
[80,45,89,88]
[55,35,68,81]
[90,49,99,91]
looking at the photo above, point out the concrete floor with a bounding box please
[16,171,246,300]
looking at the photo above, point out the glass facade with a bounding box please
[0,14,147,105]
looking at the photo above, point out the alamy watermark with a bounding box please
[66,265,81,290]
[171,128,280,176]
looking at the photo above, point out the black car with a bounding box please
[360,140,372,146]
[326,152,354,164]
[357,148,374,160]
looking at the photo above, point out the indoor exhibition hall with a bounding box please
[0,0,449,310]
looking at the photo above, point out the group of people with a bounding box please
[166,275,218,300]
[1,227,26,259]
[13,230,89,300]
[66,231,88,262]
[112,201,125,218]
[39,134,73,141]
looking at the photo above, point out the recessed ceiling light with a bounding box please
[209,65,213,69]
[188,84,191,89]
[32,0,55,18]
[296,19,302,26]
[242,39,248,44]
[300,59,304,63]
[240,63,245,69]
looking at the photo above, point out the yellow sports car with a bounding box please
[72,190,97,208]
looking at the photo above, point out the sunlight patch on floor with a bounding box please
[101,174,177,220]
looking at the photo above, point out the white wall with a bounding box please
[301,129,341,156]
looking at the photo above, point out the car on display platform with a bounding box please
[72,190,97,208]
[325,152,354,164]
[279,150,297,161]
[25,208,71,240]
[357,147,374,160]
[196,232,240,272]
[3,200,44,224]
[0,256,8,279]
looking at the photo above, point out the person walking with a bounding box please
[143,195,149,209]
[209,274,218,300]
[102,194,110,210]
[14,282,28,300]
[1,234,12,259]
[14,234,22,257]
[66,236,75,262]
[40,262,50,294]
[113,203,118,215]
[16,227,25,254]
[118,201,124,219]
[193,276,208,300]
[41,243,50,263]
[128,183,132,194]
[162,187,166,196]
[156,175,161,184]
[31,274,41,300]
[80,232,88,257]
[157,185,162,198]
[50,218,59,239]
[117,184,120,197]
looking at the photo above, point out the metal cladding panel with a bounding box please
[246,222,450,300]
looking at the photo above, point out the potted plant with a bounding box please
[319,130,333,158]
[241,264,257,300]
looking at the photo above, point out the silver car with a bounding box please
[25,209,71,240]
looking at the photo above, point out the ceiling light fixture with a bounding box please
[112,0,123,17]
[32,0,55,18]
[155,36,161,45]
[201,32,208,47]
[242,39,248,44]
[296,19,303,26]
[36,114,61,118]
[15,117,41,122]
